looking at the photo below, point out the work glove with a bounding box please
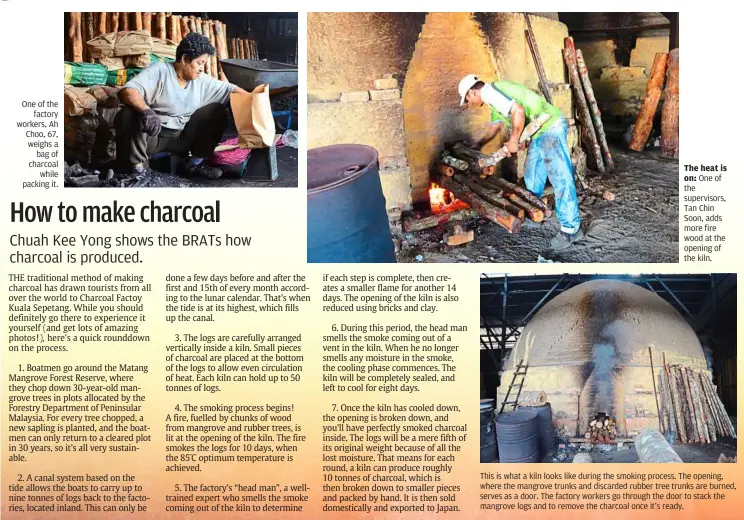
[140,109,162,136]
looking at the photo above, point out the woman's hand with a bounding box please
[140,109,162,136]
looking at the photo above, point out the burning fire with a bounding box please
[429,183,469,215]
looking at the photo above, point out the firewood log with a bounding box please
[141,12,151,34]
[214,22,228,61]
[433,174,522,234]
[677,366,697,442]
[109,12,119,34]
[563,38,605,173]
[84,13,95,61]
[661,48,679,158]
[180,16,190,38]
[156,12,167,39]
[692,372,715,443]
[663,357,684,443]
[168,14,178,41]
[485,176,551,217]
[576,49,613,170]
[68,13,83,63]
[219,22,229,61]
[687,368,708,443]
[208,21,220,80]
[453,174,526,221]
[437,163,455,177]
[402,208,480,233]
[97,12,108,35]
[629,53,668,152]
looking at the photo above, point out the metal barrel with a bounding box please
[494,409,540,463]
[480,399,497,462]
[307,145,396,263]
[518,403,556,457]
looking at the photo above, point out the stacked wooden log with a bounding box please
[65,13,249,82]
[659,363,736,444]
[562,37,613,173]
[230,38,260,60]
[584,413,617,443]
[403,135,559,235]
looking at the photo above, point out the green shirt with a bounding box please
[488,80,561,138]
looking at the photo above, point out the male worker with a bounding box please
[458,74,582,250]
[115,32,248,180]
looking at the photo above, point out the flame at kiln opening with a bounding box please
[428,182,469,215]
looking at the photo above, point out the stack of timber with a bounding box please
[66,13,236,82]
[563,37,613,173]
[584,413,617,443]
[658,362,736,444]
[426,165,552,235]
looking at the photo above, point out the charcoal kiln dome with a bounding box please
[499,280,708,438]
[508,279,706,369]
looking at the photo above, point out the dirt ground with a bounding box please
[397,146,678,263]
[543,434,737,464]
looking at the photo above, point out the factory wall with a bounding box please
[307,13,425,211]
[576,29,670,121]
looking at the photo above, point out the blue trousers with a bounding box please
[523,118,581,234]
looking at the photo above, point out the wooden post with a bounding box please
[195,17,202,34]
[433,174,522,234]
[109,12,120,34]
[133,12,143,31]
[188,17,197,35]
[69,13,83,63]
[120,13,129,32]
[629,53,669,152]
[563,38,605,173]
[156,12,167,39]
[661,48,679,158]
[576,49,614,171]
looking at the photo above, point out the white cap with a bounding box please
[458,74,479,106]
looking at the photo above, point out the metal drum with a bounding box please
[519,403,555,457]
[480,399,497,462]
[307,145,396,263]
[494,409,540,463]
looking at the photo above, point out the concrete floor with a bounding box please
[397,146,678,263]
